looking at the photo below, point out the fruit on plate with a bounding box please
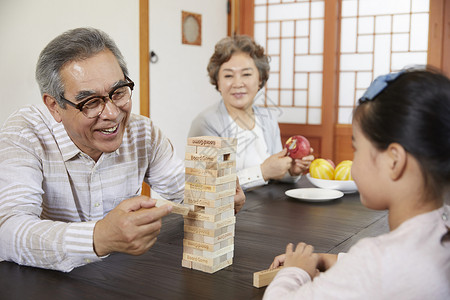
[334,160,353,180]
[309,158,334,180]
[285,135,311,159]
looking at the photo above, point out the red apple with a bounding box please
[285,135,311,159]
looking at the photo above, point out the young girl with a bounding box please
[263,68,450,299]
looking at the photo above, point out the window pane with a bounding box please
[254,0,325,125]
[309,73,323,107]
[338,0,429,125]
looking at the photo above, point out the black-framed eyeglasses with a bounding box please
[59,76,135,118]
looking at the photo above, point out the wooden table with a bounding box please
[0,177,388,300]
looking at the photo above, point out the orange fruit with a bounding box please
[310,158,335,180]
[334,160,353,180]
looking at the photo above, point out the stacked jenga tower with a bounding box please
[182,136,237,273]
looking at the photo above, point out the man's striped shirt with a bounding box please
[0,104,184,271]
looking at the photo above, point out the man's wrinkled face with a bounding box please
[52,50,131,161]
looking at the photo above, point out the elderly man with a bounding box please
[0,28,245,272]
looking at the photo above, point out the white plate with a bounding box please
[306,174,358,194]
[285,188,344,202]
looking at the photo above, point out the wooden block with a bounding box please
[203,231,234,244]
[182,259,192,268]
[185,160,236,170]
[204,203,234,215]
[155,198,191,216]
[184,181,236,193]
[184,224,235,239]
[185,174,206,184]
[204,188,236,200]
[191,258,233,274]
[185,167,219,177]
[214,166,236,177]
[185,182,217,192]
[183,197,222,208]
[196,146,236,156]
[205,174,236,185]
[183,239,234,254]
[185,207,234,223]
[194,244,234,259]
[187,136,237,148]
[184,187,235,201]
[184,216,236,230]
[185,145,197,154]
[184,224,233,238]
[183,248,234,267]
[183,194,234,208]
[185,230,234,245]
[253,267,284,288]
[185,152,235,163]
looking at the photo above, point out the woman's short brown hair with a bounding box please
[207,35,270,91]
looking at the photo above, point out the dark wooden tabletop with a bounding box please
[0,177,388,300]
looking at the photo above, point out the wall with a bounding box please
[0,0,140,124]
[149,0,228,157]
[0,0,228,162]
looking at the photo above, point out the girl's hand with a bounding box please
[317,253,338,272]
[283,242,320,279]
[270,253,286,269]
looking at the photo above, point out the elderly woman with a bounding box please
[189,35,313,190]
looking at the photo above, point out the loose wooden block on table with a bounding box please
[253,267,284,288]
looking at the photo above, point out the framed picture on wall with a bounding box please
[182,11,202,46]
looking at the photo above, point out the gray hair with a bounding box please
[35,27,128,108]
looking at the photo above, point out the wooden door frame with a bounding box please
[139,0,150,196]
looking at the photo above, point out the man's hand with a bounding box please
[261,148,292,181]
[93,196,172,257]
[234,179,245,214]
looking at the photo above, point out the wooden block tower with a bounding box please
[182,136,237,273]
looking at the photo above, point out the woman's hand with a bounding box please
[289,148,314,176]
[261,148,292,181]
[234,179,245,214]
